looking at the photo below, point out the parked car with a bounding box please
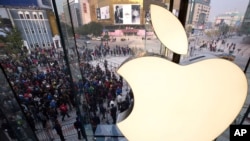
[84,40,90,44]
[96,37,102,40]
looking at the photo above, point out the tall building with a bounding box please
[0,0,52,9]
[0,0,61,51]
[63,0,82,27]
[214,11,243,27]
[62,0,91,27]
[187,0,211,29]
[8,8,56,50]
[241,0,250,34]
[80,0,91,25]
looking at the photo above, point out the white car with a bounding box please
[96,37,101,40]
[84,40,90,44]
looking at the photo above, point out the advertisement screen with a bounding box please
[113,4,140,25]
[100,6,110,19]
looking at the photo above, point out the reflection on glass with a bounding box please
[0,67,37,141]
[53,0,94,140]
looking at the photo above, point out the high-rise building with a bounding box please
[214,11,243,27]
[7,8,56,50]
[80,0,91,25]
[187,0,211,29]
[241,0,250,34]
[63,0,82,27]
[62,0,91,27]
[0,0,52,9]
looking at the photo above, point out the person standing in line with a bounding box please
[110,104,117,124]
[54,119,65,141]
[76,111,88,141]
[74,118,83,140]
[99,104,106,120]
[90,113,100,134]
[59,103,70,121]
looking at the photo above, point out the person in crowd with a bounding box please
[54,119,65,141]
[74,117,85,140]
[0,43,133,140]
[90,113,100,133]
[59,103,70,121]
[1,119,17,140]
[110,104,117,124]
[26,112,37,131]
[99,103,106,120]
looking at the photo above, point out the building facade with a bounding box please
[0,0,52,9]
[64,0,82,27]
[214,11,243,27]
[62,0,91,27]
[241,0,250,34]
[8,8,56,50]
[187,0,211,29]
[80,0,91,25]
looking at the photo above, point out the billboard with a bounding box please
[100,6,110,19]
[113,4,140,25]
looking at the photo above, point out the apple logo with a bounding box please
[116,4,248,141]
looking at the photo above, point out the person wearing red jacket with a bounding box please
[59,103,70,121]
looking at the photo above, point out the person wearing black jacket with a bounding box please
[74,118,82,140]
[110,104,117,124]
[54,119,65,141]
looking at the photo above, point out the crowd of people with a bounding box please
[0,43,134,140]
[194,37,238,55]
[80,44,132,61]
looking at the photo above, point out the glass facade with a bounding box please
[0,66,38,141]
[53,0,94,139]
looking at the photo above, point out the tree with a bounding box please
[103,34,109,41]
[75,22,103,37]
[88,22,103,36]
[205,30,220,39]
[0,35,7,43]
[185,25,193,34]
[5,28,23,54]
[75,25,90,35]
[219,23,229,36]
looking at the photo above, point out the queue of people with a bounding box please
[80,44,132,61]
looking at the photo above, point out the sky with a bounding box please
[208,0,249,21]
